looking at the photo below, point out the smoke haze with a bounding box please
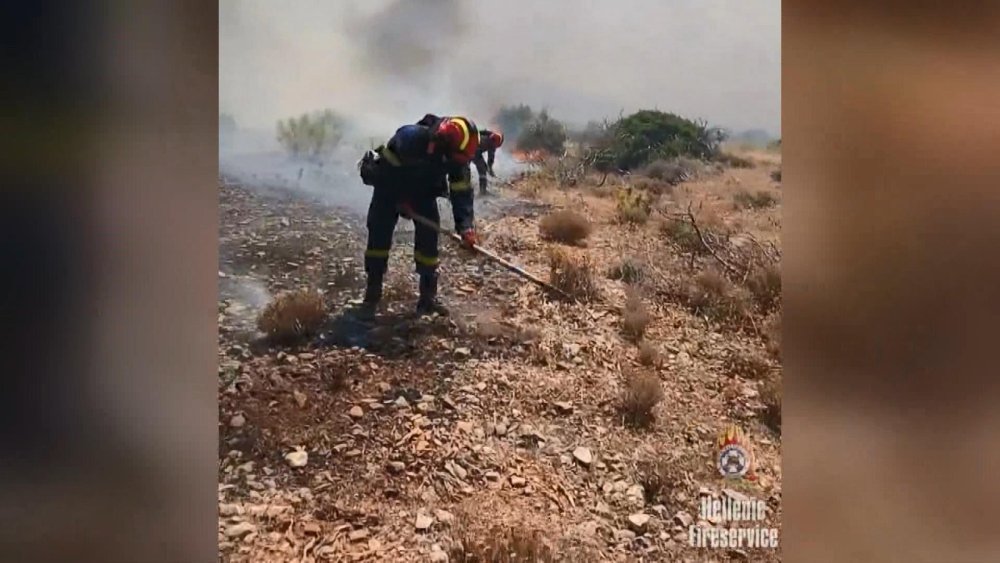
[220,0,780,138]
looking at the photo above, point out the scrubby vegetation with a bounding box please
[256,288,327,342]
[614,186,654,225]
[621,371,663,428]
[539,210,593,245]
[548,247,600,301]
[622,289,652,341]
[220,112,237,146]
[608,257,646,285]
[600,110,726,171]
[734,189,779,210]
[492,105,567,156]
[276,109,347,162]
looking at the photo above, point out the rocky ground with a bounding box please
[218,149,783,562]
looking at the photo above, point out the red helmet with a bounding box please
[490,131,504,148]
[433,118,478,164]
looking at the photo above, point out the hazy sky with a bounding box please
[220,0,780,137]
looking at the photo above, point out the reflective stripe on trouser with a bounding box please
[449,164,473,192]
[412,198,440,274]
[365,189,399,275]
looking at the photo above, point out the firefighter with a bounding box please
[473,129,504,195]
[357,116,480,316]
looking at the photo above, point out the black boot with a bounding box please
[358,271,383,317]
[415,271,448,316]
[479,177,488,196]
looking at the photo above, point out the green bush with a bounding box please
[492,104,534,141]
[734,190,779,210]
[516,110,567,155]
[608,110,725,171]
[276,109,347,161]
[220,112,237,141]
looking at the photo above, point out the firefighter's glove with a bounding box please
[460,228,478,249]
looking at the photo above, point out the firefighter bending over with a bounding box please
[357,115,480,316]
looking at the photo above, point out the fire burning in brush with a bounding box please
[511,149,548,163]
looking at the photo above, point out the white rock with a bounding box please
[573,447,593,466]
[415,512,435,531]
[435,509,455,525]
[394,396,410,408]
[224,522,256,538]
[628,513,651,532]
[510,476,527,487]
[229,414,245,428]
[349,406,364,419]
[284,449,308,468]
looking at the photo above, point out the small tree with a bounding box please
[516,110,566,155]
[276,109,346,162]
[492,104,534,140]
[220,112,237,146]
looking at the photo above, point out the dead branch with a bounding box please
[685,202,740,276]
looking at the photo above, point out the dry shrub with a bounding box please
[614,186,653,225]
[451,526,555,563]
[637,341,660,366]
[631,176,675,196]
[717,152,755,169]
[746,262,781,312]
[637,457,691,504]
[758,374,782,434]
[660,218,704,254]
[724,349,772,380]
[764,313,781,359]
[474,311,505,339]
[547,247,600,301]
[622,289,652,341]
[256,288,326,342]
[621,371,663,428]
[538,210,593,245]
[734,189,779,210]
[686,268,751,324]
[771,167,782,182]
[642,157,701,184]
[607,256,646,284]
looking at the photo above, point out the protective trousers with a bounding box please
[364,186,441,284]
[473,156,489,194]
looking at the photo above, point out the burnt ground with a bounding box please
[218,151,783,562]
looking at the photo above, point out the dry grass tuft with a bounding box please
[621,371,663,428]
[660,218,704,254]
[615,186,654,225]
[637,457,691,504]
[734,189,779,210]
[724,349,772,380]
[718,152,755,169]
[637,341,660,366]
[771,167,782,182]
[607,256,646,285]
[450,526,555,563]
[256,288,326,342]
[764,313,781,359]
[622,289,652,341]
[642,157,702,184]
[539,210,593,245]
[548,247,600,301]
[686,268,751,324]
[758,374,782,434]
[746,262,781,312]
